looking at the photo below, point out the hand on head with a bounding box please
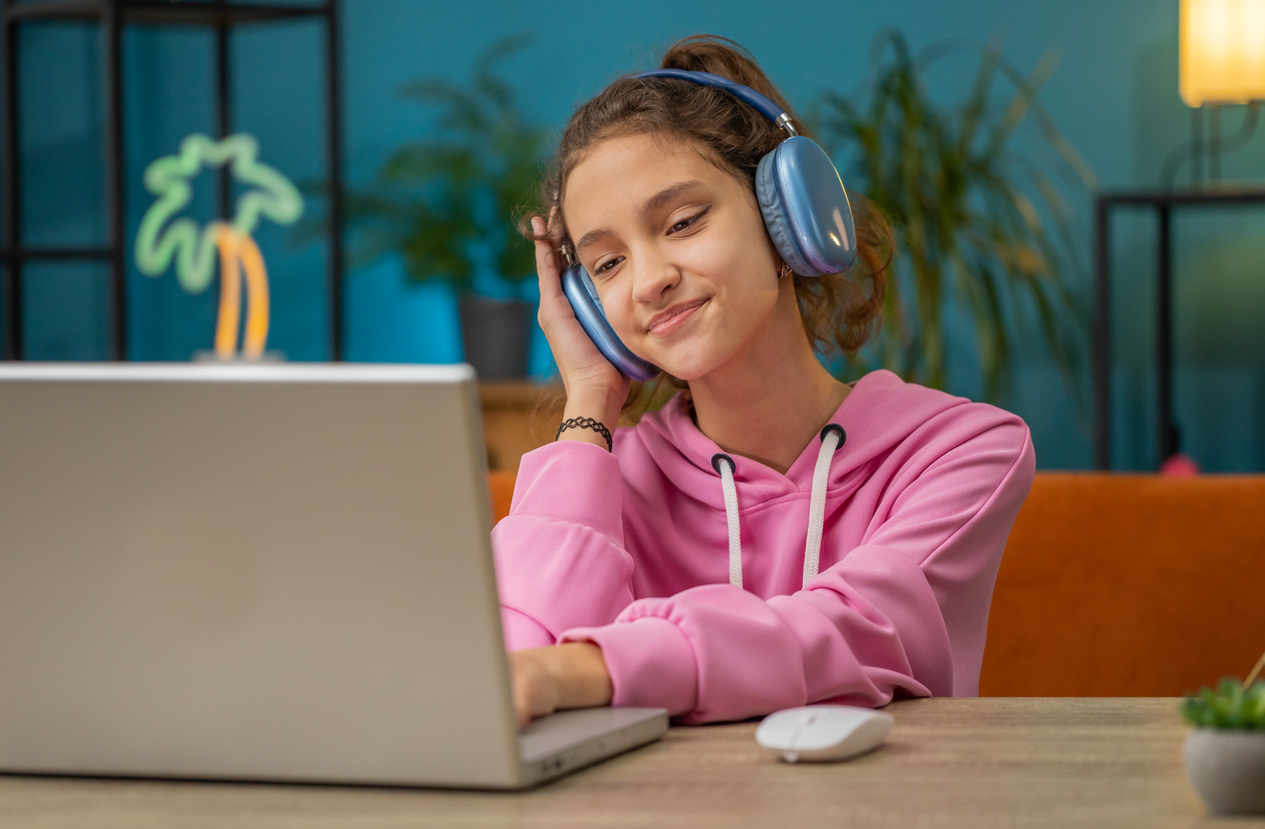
[531,215,629,436]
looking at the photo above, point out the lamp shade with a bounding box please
[1180,0,1265,105]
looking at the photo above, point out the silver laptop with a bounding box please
[0,363,667,789]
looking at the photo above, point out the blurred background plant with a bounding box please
[312,34,545,295]
[301,34,548,377]
[813,30,1097,403]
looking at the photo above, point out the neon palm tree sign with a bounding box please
[134,133,303,359]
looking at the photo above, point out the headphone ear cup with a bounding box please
[559,263,659,382]
[756,137,858,278]
[756,151,819,277]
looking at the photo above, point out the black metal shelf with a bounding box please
[4,1,324,26]
[1,0,344,360]
[1093,185,1265,470]
[0,247,114,260]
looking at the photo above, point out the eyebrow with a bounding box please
[574,180,711,254]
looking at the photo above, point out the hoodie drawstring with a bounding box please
[802,424,845,588]
[712,453,743,588]
[712,424,846,592]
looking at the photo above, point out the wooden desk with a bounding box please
[1,698,1256,828]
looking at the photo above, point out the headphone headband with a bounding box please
[631,69,797,136]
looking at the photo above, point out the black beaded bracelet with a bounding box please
[556,416,613,452]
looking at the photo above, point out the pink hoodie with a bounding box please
[491,369,1035,724]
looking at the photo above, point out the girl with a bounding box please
[495,35,1035,726]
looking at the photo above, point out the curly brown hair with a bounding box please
[521,34,892,411]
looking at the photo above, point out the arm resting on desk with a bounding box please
[496,418,1035,723]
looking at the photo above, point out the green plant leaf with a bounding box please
[1182,678,1265,730]
[313,34,549,294]
[815,31,1094,402]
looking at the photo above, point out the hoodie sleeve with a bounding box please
[491,440,636,652]
[558,416,1036,724]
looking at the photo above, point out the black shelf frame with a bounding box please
[0,0,344,360]
[1093,187,1265,470]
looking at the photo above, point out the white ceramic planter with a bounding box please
[1183,728,1265,815]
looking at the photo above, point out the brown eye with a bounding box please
[668,207,709,235]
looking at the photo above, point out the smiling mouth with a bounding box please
[646,299,708,336]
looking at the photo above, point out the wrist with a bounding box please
[564,385,623,425]
[549,642,613,710]
[559,388,622,450]
[557,416,613,451]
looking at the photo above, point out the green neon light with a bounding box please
[134,133,303,294]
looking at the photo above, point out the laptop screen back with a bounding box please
[0,363,524,787]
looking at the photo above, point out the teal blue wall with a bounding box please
[6,0,1265,471]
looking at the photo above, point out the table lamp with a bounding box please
[1176,0,1265,185]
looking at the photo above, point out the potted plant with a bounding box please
[341,35,546,379]
[813,32,1097,403]
[1180,653,1265,815]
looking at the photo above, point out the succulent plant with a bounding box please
[1181,678,1265,730]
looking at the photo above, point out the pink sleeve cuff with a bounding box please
[501,606,554,652]
[561,616,698,716]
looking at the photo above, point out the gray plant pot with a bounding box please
[458,296,534,381]
[1183,728,1265,815]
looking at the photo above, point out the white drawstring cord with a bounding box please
[712,453,743,589]
[802,425,845,589]
[713,425,844,591]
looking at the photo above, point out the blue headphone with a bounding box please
[559,69,858,381]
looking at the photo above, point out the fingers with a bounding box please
[529,214,624,393]
[533,215,584,345]
[547,205,563,243]
[532,216,564,305]
[512,674,533,729]
[509,649,560,729]
[509,652,532,728]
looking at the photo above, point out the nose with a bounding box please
[630,248,681,306]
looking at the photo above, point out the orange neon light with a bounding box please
[213,224,270,359]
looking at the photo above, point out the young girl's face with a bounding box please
[562,133,791,382]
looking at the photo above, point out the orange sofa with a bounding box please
[980,473,1265,696]
[487,471,1265,697]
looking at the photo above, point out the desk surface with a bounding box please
[1,698,1258,828]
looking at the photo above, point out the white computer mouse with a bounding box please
[755,705,894,763]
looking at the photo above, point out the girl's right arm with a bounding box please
[492,436,633,650]
[490,217,638,652]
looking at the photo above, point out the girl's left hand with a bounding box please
[509,642,614,728]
